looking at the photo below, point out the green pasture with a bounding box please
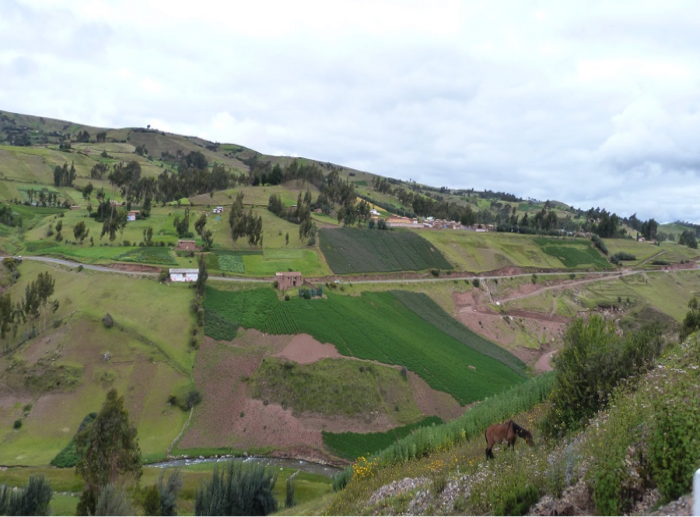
[249,357,423,424]
[189,183,320,208]
[419,231,567,272]
[203,288,525,405]
[603,238,661,266]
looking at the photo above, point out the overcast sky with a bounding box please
[2,1,700,222]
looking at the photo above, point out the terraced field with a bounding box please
[203,288,525,405]
[319,228,453,274]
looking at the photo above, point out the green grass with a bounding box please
[217,254,245,272]
[249,357,423,424]
[319,228,453,274]
[322,416,443,461]
[534,238,611,269]
[116,246,178,265]
[204,288,525,405]
[419,231,565,272]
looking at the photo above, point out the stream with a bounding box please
[148,456,341,477]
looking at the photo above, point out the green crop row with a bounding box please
[204,310,238,341]
[323,416,443,461]
[260,304,299,334]
[204,288,525,405]
[319,228,453,274]
[217,254,245,273]
[390,290,526,376]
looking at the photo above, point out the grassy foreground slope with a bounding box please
[319,228,453,274]
[0,261,195,465]
[204,287,525,405]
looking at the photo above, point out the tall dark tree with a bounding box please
[195,254,208,297]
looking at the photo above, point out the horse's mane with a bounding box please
[511,421,532,438]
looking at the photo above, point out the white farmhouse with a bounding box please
[169,268,199,283]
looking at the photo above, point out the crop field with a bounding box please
[322,416,443,460]
[319,228,453,274]
[249,358,423,423]
[419,231,567,272]
[534,238,611,269]
[116,246,178,265]
[259,303,300,334]
[390,291,526,375]
[204,288,525,405]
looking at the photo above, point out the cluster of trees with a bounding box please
[75,130,91,143]
[678,229,698,249]
[267,191,317,243]
[0,204,20,227]
[53,161,77,187]
[229,193,263,246]
[0,270,57,350]
[173,208,192,238]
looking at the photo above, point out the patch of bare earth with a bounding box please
[109,263,160,273]
[273,334,342,364]
[407,372,465,421]
[179,331,335,461]
[534,350,556,372]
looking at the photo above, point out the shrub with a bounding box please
[102,313,114,328]
[531,273,537,284]
[13,419,21,429]
[142,485,161,516]
[493,484,539,516]
[0,475,53,516]
[158,268,169,282]
[431,269,440,277]
[194,461,277,516]
[648,374,700,501]
[123,240,131,247]
[94,484,133,516]
[169,390,202,411]
[157,470,182,516]
[76,265,83,272]
[285,476,297,508]
[472,278,480,288]
[591,234,608,254]
[541,316,663,437]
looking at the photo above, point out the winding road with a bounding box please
[6,255,695,285]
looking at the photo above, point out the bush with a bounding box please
[142,485,161,516]
[194,461,277,516]
[169,390,202,411]
[0,475,53,516]
[648,374,700,501]
[541,316,663,437]
[123,240,131,247]
[493,484,539,516]
[94,484,133,516]
[13,419,21,429]
[431,269,440,277]
[157,470,182,516]
[591,234,608,255]
[76,265,84,272]
[158,268,169,282]
[285,476,297,508]
[472,278,480,288]
[102,313,114,328]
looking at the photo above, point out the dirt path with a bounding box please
[535,351,556,372]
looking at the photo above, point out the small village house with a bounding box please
[169,268,199,282]
[276,272,302,290]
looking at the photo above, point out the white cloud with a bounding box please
[2,0,700,221]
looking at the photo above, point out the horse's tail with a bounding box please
[484,430,488,444]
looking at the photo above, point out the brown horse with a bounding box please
[484,420,534,459]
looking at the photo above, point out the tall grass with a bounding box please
[332,373,554,490]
